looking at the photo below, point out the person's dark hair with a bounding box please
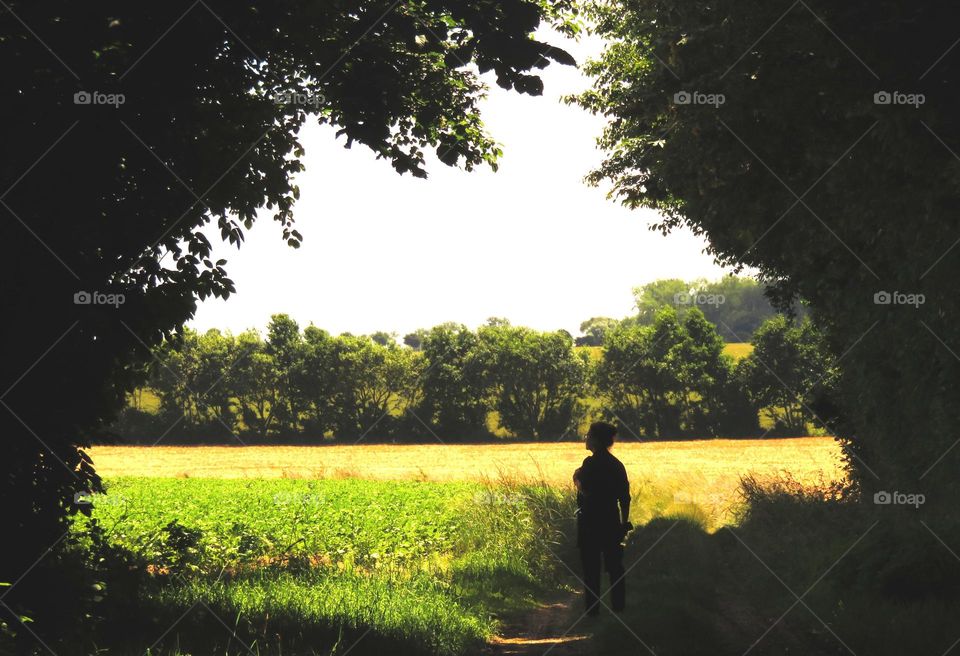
[587,421,617,448]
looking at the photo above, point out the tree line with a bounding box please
[114,309,835,443]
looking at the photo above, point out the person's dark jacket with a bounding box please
[575,450,630,548]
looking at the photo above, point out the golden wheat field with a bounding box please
[90,438,845,527]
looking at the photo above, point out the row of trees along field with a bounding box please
[114,307,835,443]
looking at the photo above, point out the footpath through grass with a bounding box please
[56,477,576,656]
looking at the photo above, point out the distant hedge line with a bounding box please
[110,309,833,443]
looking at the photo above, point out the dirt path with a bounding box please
[484,588,594,656]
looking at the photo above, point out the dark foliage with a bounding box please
[575,0,960,503]
[1,0,573,596]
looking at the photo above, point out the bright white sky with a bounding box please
[190,32,731,338]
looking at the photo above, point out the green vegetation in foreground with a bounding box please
[68,478,574,656]
[28,466,957,656]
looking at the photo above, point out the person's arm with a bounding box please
[618,465,631,525]
[576,457,593,496]
[573,467,585,512]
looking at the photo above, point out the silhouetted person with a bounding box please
[573,422,631,616]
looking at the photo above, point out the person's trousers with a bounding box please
[579,541,625,614]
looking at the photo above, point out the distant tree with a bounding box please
[370,331,397,347]
[738,316,833,435]
[414,323,490,439]
[193,329,238,435]
[266,314,306,436]
[151,330,203,427]
[593,324,649,437]
[632,277,778,340]
[632,280,690,325]
[718,364,763,438]
[678,309,761,436]
[595,307,744,438]
[295,326,338,437]
[479,325,588,439]
[594,309,684,438]
[673,309,735,436]
[394,348,428,416]
[229,330,281,437]
[403,330,428,350]
[147,328,235,438]
[328,336,396,439]
[576,317,619,346]
[331,337,421,439]
[705,277,784,338]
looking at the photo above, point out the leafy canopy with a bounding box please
[2,0,574,576]
[573,0,960,497]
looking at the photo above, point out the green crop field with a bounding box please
[72,477,572,656]
[66,439,844,655]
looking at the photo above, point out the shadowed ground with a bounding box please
[486,586,593,656]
